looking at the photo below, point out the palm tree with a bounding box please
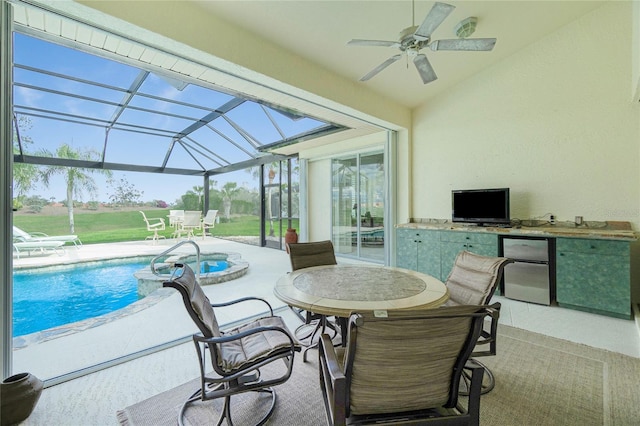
[12,116,39,209]
[220,182,240,221]
[39,143,112,233]
[192,185,204,210]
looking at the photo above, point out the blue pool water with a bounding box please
[13,260,149,337]
[12,257,231,337]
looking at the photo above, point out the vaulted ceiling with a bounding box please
[196,1,606,108]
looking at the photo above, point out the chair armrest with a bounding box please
[195,323,296,346]
[319,333,347,426]
[28,231,50,237]
[147,217,165,226]
[211,297,274,316]
[473,302,500,356]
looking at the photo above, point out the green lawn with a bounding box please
[12,209,282,245]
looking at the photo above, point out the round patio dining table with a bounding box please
[274,264,449,318]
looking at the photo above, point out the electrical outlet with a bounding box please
[549,214,556,224]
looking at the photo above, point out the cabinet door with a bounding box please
[556,238,630,318]
[396,229,440,278]
[439,232,498,281]
[417,233,440,278]
[396,229,418,271]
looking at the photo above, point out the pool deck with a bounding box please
[11,237,303,381]
[10,237,640,425]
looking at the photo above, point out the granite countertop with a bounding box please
[397,219,637,241]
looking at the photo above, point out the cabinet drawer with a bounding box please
[556,238,629,256]
[397,229,439,242]
[440,231,496,245]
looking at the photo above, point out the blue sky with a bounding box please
[12,32,321,203]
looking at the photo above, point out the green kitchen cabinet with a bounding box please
[396,228,441,279]
[555,237,631,319]
[439,231,498,281]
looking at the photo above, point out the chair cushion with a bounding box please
[218,315,293,372]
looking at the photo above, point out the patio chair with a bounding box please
[163,263,299,426]
[287,240,339,359]
[13,226,82,249]
[201,209,218,239]
[168,209,184,229]
[13,239,65,259]
[173,210,201,240]
[442,250,514,395]
[318,305,491,426]
[139,211,166,243]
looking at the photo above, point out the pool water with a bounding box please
[12,260,149,337]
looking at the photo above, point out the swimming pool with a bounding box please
[13,258,150,337]
[12,253,243,338]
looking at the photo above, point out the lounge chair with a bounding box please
[13,239,65,259]
[13,226,82,249]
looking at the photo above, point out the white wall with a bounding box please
[412,2,639,227]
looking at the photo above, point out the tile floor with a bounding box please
[10,238,640,425]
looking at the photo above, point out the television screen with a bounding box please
[451,188,510,226]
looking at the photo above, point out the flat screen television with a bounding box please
[451,188,510,226]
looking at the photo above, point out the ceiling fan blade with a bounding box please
[360,54,402,81]
[414,2,456,41]
[413,54,438,84]
[348,39,399,48]
[430,38,497,51]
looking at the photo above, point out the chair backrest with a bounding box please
[287,240,337,271]
[162,263,221,338]
[182,211,202,227]
[139,211,151,227]
[342,305,488,417]
[203,210,218,225]
[444,251,513,306]
[12,226,33,241]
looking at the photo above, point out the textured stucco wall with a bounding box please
[412,2,640,301]
[413,2,638,226]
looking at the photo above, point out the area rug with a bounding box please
[117,325,640,425]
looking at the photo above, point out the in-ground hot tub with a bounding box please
[134,252,249,297]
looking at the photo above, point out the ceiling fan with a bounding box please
[348,1,497,84]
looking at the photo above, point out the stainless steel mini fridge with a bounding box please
[501,237,553,305]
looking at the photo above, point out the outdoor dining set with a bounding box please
[139,210,218,243]
[163,239,513,425]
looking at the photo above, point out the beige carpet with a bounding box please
[117,325,640,425]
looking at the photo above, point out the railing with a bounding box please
[150,240,200,281]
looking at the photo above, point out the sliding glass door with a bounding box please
[263,158,299,250]
[331,152,384,262]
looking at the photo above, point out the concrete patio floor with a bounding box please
[8,236,640,425]
[11,237,310,382]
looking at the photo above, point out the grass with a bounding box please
[12,209,297,245]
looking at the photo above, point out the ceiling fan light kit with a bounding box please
[455,17,477,38]
[348,2,497,84]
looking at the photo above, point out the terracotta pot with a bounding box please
[285,228,298,253]
[1,372,43,426]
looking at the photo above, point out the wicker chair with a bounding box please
[318,305,491,426]
[443,250,514,395]
[287,240,339,359]
[163,263,299,426]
